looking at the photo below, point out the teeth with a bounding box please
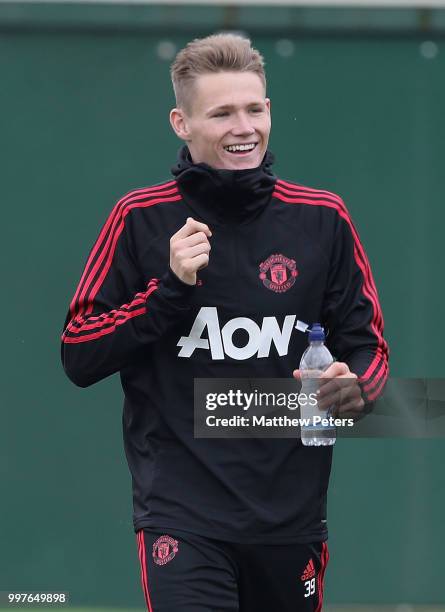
[224,143,256,152]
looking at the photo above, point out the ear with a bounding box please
[265,97,271,114]
[170,108,192,142]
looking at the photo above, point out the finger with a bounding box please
[336,397,365,418]
[193,253,210,271]
[172,218,212,241]
[320,362,351,379]
[317,378,342,397]
[318,379,359,410]
[321,383,362,412]
[318,389,341,411]
[331,387,359,411]
[176,232,211,250]
[180,242,211,260]
[318,374,357,397]
[292,369,302,380]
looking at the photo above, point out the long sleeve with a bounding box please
[61,201,194,388]
[322,200,389,403]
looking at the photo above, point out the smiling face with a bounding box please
[170,71,271,170]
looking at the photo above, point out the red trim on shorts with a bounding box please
[315,542,329,611]
[136,530,154,612]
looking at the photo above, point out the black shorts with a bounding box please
[136,528,329,611]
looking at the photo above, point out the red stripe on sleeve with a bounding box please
[63,185,182,343]
[273,188,382,337]
[365,363,389,402]
[70,181,178,319]
[76,189,181,320]
[62,281,160,343]
[361,350,387,391]
[81,195,179,319]
[276,181,383,331]
[275,181,383,328]
[273,180,388,391]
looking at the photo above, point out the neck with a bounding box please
[171,145,277,225]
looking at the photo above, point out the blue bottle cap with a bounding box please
[308,323,325,342]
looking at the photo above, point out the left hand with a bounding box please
[293,361,365,419]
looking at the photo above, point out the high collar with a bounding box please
[170,145,277,226]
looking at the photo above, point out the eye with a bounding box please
[250,108,263,113]
[213,112,229,118]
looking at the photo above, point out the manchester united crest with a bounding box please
[259,254,298,293]
[152,535,179,566]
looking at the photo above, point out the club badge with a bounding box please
[152,535,179,566]
[259,254,298,293]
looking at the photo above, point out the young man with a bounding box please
[61,34,388,611]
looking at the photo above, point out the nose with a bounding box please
[231,112,255,136]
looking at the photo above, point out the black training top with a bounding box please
[61,146,388,543]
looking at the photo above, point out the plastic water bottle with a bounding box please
[299,323,336,446]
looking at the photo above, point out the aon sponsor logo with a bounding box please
[177,307,302,360]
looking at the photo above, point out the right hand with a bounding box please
[170,217,212,285]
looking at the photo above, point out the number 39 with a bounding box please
[304,577,316,598]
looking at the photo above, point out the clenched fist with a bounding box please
[170,217,212,285]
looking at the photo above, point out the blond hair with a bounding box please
[170,33,266,115]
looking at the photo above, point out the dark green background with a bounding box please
[1,4,444,607]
